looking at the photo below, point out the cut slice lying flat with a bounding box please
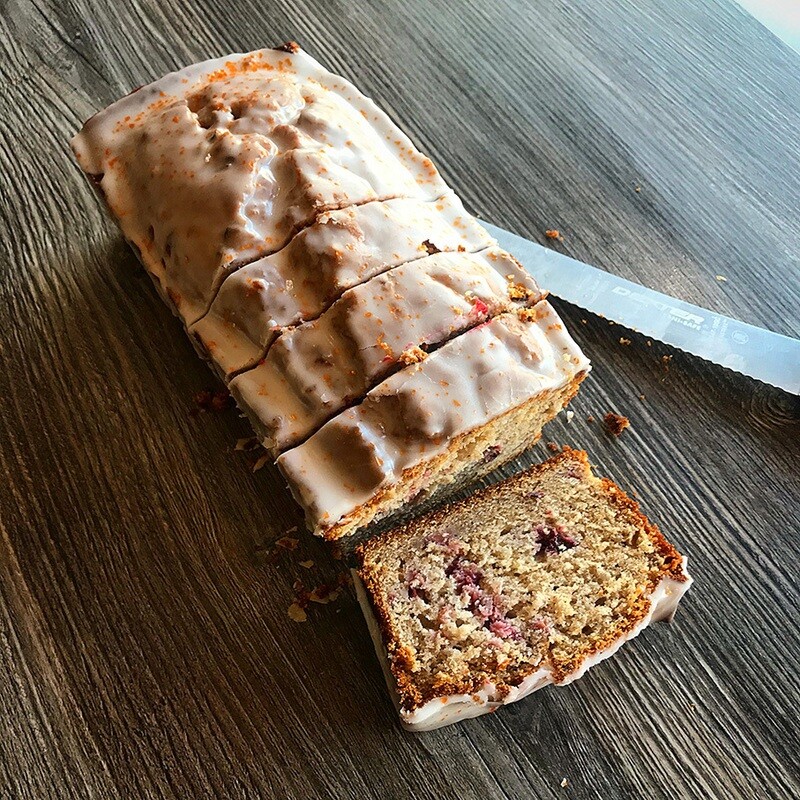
[354,448,692,730]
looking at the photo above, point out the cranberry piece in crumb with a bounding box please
[405,568,429,602]
[471,297,490,316]
[489,619,522,640]
[422,239,441,255]
[445,555,483,591]
[534,523,579,556]
[425,530,464,555]
[604,412,630,436]
[482,444,503,463]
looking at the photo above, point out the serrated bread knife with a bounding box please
[481,221,800,395]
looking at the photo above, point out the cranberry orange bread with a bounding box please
[354,448,692,730]
[278,304,589,539]
[73,43,590,537]
[230,247,544,455]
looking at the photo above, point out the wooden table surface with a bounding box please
[1,0,799,798]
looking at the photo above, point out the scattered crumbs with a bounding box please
[561,778,569,788]
[544,229,563,241]
[639,394,646,401]
[646,340,653,347]
[252,453,270,472]
[565,410,575,423]
[662,354,673,373]
[290,574,351,619]
[689,702,697,711]
[604,412,630,437]
[581,319,588,325]
[619,337,632,346]
[288,603,307,623]
[235,436,260,451]
[635,186,641,193]
[586,415,595,423]
[309,584,342,605]
[546,441,560,453]
[275,536,299,551]
[398,345,427,366]
[190,387,233,416]
[299,559,315,569]
[608,320,615,326]
[715,275,728,282]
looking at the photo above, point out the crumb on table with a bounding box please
[604,412,630,437]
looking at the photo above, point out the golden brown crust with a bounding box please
[357,446,688,711]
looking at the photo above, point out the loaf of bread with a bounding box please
[72,43,590,538]
[354,449,692,730]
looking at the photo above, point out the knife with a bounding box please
[481,221,800,396]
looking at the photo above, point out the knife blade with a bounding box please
[480,220,800,395]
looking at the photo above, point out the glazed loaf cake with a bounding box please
[72,43,590,538]
[354,449,692,730]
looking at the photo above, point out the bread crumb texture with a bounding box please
[357,449,685,711]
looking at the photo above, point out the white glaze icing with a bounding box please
[190,191,495,377]
[72,46,449,324]
[353,557,692,732]
[230,247,543,454]
[277,302,590,534]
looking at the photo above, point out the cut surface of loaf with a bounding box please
[230,247,543,454]
[278,303,590,539]
[355,448,692,730]
[191,192,495,378]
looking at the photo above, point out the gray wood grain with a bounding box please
[1,0,798,798]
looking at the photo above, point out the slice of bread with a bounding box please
[354,448,692,730]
